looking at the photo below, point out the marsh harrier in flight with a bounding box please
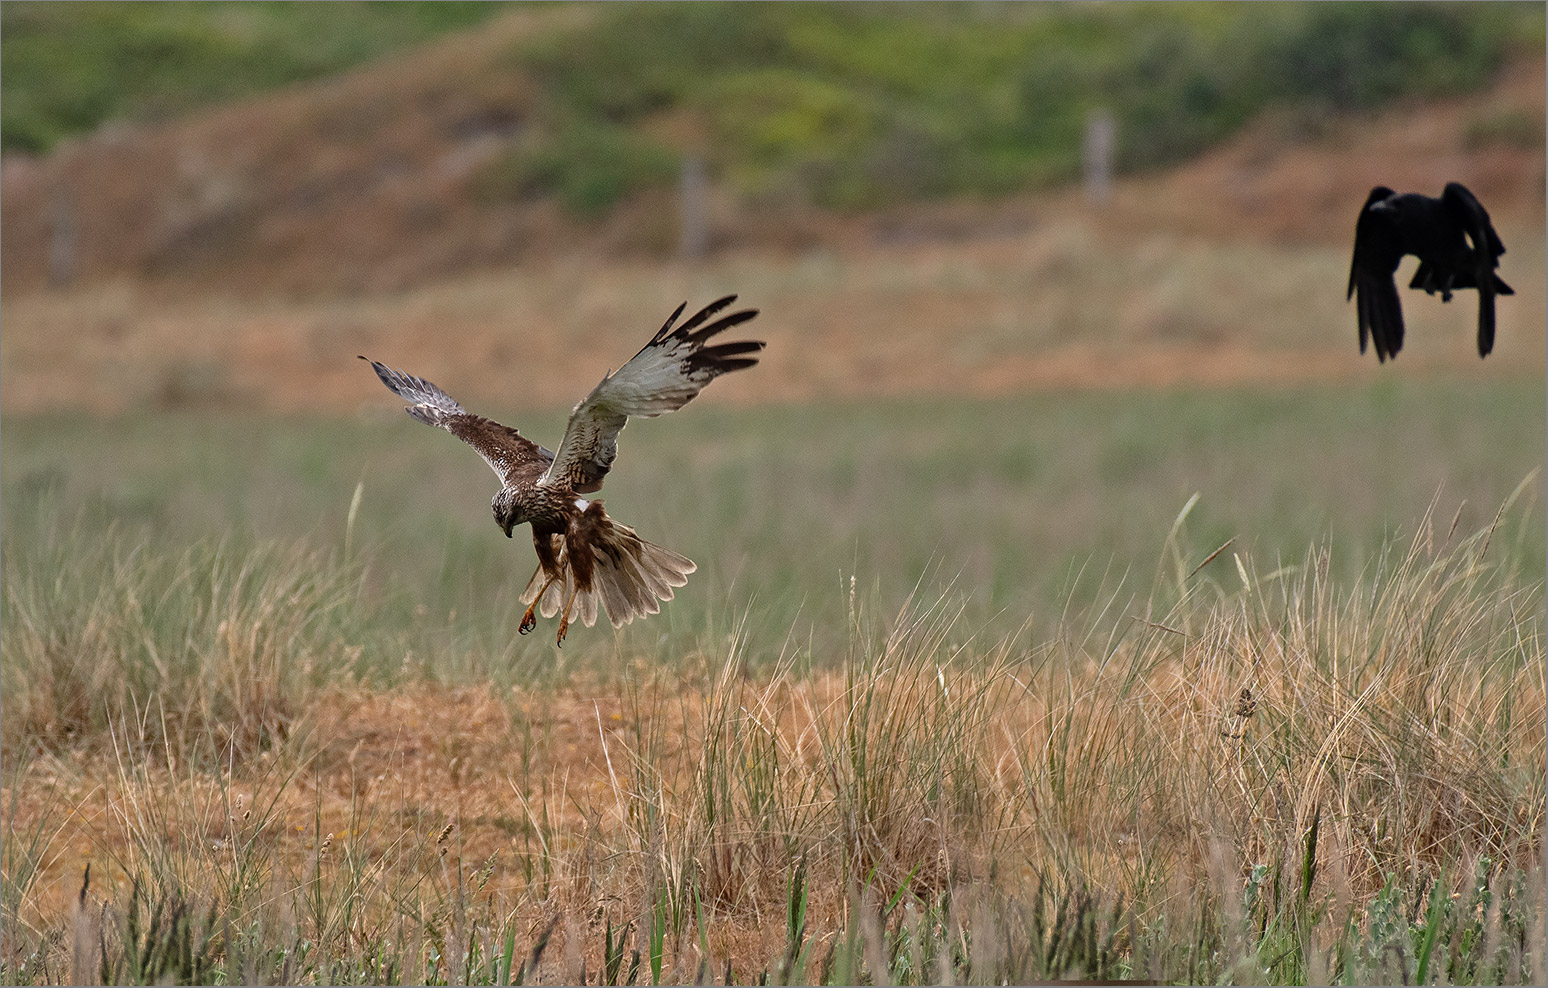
[362,296,762,644]
[1347,182,1512,362]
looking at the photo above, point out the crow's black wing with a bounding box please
[1347,187,1396,301]
[1348,187,1406,362]
[1441,183,1504,357]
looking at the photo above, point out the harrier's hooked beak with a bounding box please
[503,521,514,538]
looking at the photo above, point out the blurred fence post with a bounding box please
[1083,110,1115,207]
[679,153,708,260]
[49,191,76,287]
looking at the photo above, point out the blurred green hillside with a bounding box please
[0,1,503,152]
[3,2,1540,216]
[504,2,1541,213]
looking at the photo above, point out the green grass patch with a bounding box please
[2,376,1542,676]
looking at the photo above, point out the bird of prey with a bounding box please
[361,296,763,645]
[1347,182,1512,362]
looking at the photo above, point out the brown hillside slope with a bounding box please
[0,36,1541,414]
[0,6,598,298]
[2,4,1542,299]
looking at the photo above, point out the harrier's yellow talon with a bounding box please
[521,571,561,637]
[555,587,579,647]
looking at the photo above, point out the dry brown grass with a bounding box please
[3,492,1541,982]
[1,215,1542,417]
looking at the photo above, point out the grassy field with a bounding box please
[3,5,1544,982]
[4,375,1545,667]
[2,375,1543,983]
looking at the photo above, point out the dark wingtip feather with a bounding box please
[1356,294,1368,355]
[1360,273,1406,364]
[688,308,759,344]
[1477,294,1496,358]
[714,357,761,373]
[686,338,765,378]
[651,301,690,344]
[673,296,739,339]
[704,340,765,358]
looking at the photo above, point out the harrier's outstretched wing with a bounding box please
[541,296,763,494]
[360,357,554,481]
[1347,186,1406,362]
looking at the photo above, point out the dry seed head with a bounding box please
[436,823,454,845]
[320,832,334,857]
[1235,687,1257,719]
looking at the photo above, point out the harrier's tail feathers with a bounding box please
[359,356,467,425]
[590,531,695,629]
[568,508,696,630]
[518,512,696,633]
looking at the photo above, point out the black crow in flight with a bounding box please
[1346,182,1512,362]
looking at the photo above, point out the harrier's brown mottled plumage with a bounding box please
[362,296,763,644]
